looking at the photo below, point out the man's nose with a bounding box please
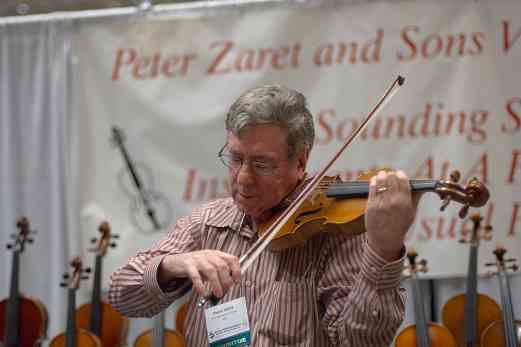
[235,161,256,183]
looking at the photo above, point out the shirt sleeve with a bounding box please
[108,208,202,318]
[317,233,406,347]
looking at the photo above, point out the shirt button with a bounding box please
[245,280,252,286]
[372,310,378,317]
[370,266,377,272]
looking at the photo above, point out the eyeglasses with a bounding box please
[218,145,280,176]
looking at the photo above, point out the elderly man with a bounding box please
[109,84,418,346]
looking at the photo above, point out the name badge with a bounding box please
[204,297,251,347]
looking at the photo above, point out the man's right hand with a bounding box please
[158,250,241,298]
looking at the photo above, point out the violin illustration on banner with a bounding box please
[111,126,173,234]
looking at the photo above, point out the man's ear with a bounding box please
[296,145,310,178]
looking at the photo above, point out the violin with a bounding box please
[132,311,185,347]
[261,169,490,251]
[441,213,501,347]
[175,302,188,336]
[481,246,521,347]
[395,250,458,347]
[75,222,129,346]
[49,257,101,347]
[0,217,48,347]
[198,75,490,307]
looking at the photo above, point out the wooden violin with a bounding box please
[0,217,47,347]
[395,250,458,347]
[75,222,128,347]
[175,302,188,336]
[49,257,101,347]
[442,213,501,347]
[481,246,521,347]
[132,310,185,347]
[260,169,489,251]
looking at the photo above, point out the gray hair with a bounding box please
[225,84,315,160]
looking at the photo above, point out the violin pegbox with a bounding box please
[402,249,428,279]
[434,171,490,219]
[485,245,518,276]
[458,212,493,245]
[89,221,119,257]
[6,216,37,253]
[60,257,91,290]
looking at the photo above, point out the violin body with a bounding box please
[481,320,521,346]
[395,322,458,347]
[48,329,102,347]
[442,293,502,347]
[0,296,47,347]
[260,175,367,251]
[75,302,128,347]
[133,329,185,347]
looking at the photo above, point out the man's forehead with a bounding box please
[226,127,288,156]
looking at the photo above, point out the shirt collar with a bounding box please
[205,199,256,239]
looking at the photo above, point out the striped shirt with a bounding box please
[108,198,406,346]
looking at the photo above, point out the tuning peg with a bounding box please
[6,244,13,249]
[110,242,117,248]
[111,234,120,239]
[63,273,70,279]
[81,276,89,280]
[60,283,68,287]
[440,196,451,211]
[485,262,496,267]
[85,267,92,273]
[91,238,97,244]
[510,264,519,272]
[449,170,461,183]
[505,258,517,263]
[27,238,34,243]
[458,204,470,219]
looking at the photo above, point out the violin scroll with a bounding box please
[89,221,119,256]
[434,171,489,218]
[458,212,493,244]
[60,257,90,289]
[6,217,36,252]
[402,249,428,278]
[485,245,518,275]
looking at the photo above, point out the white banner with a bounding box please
[75,1,521,279]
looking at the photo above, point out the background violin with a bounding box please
[175,302,188,337]
[395,249,457,347]
[132,309,185,347]
[442,213,502,347]
[75,222,128,347]
[49,257,101,347]
[0,217,47,347]
[481,246,521,347]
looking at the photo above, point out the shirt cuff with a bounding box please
[143,255,191,300]
[359,240,405,290]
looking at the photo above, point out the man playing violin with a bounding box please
[109,84,419,346]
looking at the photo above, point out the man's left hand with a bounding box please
[365,170,420,261]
